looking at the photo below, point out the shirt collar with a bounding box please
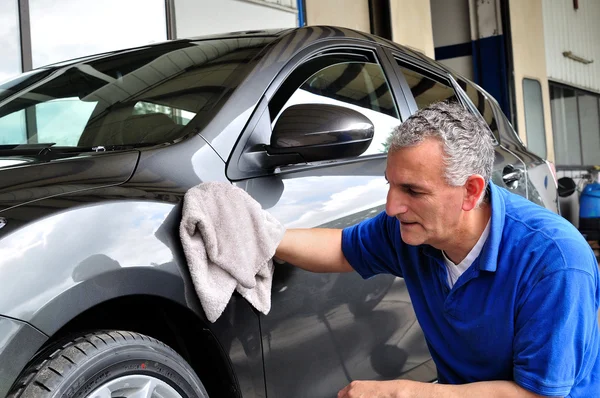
[421,181,505,273]
[478,181,504,272]
[442,217,491,268]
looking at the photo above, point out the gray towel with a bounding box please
[180,182,286,322]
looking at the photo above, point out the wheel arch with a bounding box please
[24,294,240,398]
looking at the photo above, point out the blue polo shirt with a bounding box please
[341,182,600,397]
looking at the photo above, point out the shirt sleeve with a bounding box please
[341,210,401,279]
[513,266,599,397]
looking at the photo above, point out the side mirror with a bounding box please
[264,103,374,166]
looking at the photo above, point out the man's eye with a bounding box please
[406,188,421,196]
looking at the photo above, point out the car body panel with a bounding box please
[0,147,266,397]
[0,198,194,330]
[0,151,139,213]
[0,139,226,326]
[235,160,436,397]
[0,316,48,398]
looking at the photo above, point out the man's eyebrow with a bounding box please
[384,172,429,191]
[386,177,429,192]
[400,183,429,192]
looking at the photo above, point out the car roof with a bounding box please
[38,26,436,71]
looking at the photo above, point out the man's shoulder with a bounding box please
[501,188,578,240]
[498,189,595,272]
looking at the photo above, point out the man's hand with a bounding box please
[338,380,405,398]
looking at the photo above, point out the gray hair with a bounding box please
[387,101,494,201]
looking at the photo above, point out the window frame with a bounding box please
[385,49,458,113]
[269,52,402,156]
[227,40,411,181]
[395,60,459,113]
[386,50,500,145]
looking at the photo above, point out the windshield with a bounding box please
[0,37,270,151]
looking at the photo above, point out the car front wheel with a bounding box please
[7,330,208,398]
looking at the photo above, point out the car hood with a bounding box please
[0,150,139,213]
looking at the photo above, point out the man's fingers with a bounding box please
[337,382,351,398]
[338,380,363,398]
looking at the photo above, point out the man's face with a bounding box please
[385,138,466,248]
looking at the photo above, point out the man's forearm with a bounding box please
[338,379,549,398]
[275,228,353,273]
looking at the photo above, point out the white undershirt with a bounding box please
[442,219,491,288]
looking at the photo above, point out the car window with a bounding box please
[133,101,196,126]
[396,64,458,109]
[0,98,97,146]
[270,54,401,157]
[455,78,501,142]
[0,38,269,149]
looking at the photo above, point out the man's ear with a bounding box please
[462,175,486,211]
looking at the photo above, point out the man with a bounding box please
[275,101,600,397]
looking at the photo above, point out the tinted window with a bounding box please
[397,65,457,109]
[457,78,500,141]
[0,38,269,149]
[272,55,400,156]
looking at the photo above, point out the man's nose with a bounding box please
[386,188,408,216]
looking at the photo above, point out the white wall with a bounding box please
[431,0,470,47]
[509,0,555,160]
[543,0,600,93]
[430,0,473,79]
[390,0,435,58]
[305,0,370,33]
[174,0,297,38]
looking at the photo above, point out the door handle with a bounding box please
[502,165,524,189]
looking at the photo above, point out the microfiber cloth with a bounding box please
[180,182,286,322]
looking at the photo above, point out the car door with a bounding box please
[229,42,436,398]
[383,50,529,199]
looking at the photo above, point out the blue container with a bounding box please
[579,182,600,240]
[580,183,600,218]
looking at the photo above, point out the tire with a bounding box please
[7,330,209,398]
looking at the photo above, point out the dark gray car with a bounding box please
[0,26,559,398]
